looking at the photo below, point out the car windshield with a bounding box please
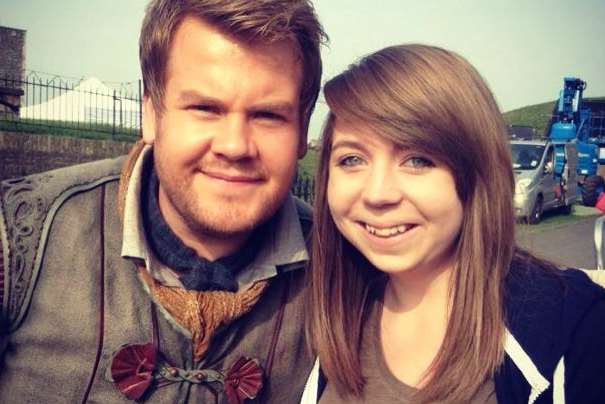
[510,144,545,170]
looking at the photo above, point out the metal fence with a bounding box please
[292,173,315,203]
[0,72,142,139]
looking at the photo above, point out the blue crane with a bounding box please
[548,77,605,206]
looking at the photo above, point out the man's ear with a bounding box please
[142,96,157,145]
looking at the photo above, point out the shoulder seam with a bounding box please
[2,173,120,332]
[11,174,120,332]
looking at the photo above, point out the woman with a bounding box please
[303,44,605,403]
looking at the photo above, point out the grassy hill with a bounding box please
[503,97,605,135]
[503,100,556,135]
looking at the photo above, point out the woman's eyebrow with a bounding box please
[331,139,367,154]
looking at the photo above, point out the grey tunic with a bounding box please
[0,150,313,403]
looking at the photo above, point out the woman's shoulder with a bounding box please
[504,251,605,368]
[506,251,605,303]
[498,254,605,404]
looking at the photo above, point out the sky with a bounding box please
[2,0,604,139]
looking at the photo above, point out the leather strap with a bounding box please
[81,184,107,404]
[264,272,291,378]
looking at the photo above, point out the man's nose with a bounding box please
[211,115,257,160]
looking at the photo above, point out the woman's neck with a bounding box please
[383,260,454,314]
[379,263,454,387]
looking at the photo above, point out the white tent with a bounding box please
[20,77,141,129]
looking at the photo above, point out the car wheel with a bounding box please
[560,203,573,215]
[528,196,543,224]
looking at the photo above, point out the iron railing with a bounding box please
[0,71,142,139]
[292,172,315,203]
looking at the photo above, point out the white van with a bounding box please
[511,140,577,224]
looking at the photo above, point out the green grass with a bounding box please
[0,118,139,142]
[298,148,318,178]
[517,205,600,234]
[502,96,605,135]
[503,100,556,135]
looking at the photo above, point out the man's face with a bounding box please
[143,17,305,259]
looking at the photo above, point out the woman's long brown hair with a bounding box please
[306,44,516,402]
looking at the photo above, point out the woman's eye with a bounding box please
[338,155,365,167]
[403,156,434,169]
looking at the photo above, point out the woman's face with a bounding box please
[327,119,464,278]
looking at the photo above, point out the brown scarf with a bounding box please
[138,268,268,362]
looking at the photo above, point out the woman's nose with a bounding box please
[361,165,404,207]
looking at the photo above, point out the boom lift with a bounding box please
[547,77,605,206]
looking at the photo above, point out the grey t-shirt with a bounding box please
[319,301,497,404]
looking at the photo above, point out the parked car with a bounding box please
[511,140,577,224]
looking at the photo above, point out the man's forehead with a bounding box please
[169,16,298,61]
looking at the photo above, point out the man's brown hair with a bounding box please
[139,0,326,134]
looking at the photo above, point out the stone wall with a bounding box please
[0,131,135,180]
[0,26,25,80]
[0,26,26,116]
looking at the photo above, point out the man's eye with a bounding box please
[191,105,220,114]
[402,156,434,169]
[254,111,286,121]
[338,155,365,167]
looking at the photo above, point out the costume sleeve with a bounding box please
[0,207,4,310]
[564,298,605,403]
[0,235,8,368]
[0,327,8,368]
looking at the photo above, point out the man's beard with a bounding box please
[155,157,287,241]
[169,185,280,240]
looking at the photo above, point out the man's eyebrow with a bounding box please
[176,90,296,115]
[176,90,222,105]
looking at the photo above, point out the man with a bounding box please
[0,1,326,402]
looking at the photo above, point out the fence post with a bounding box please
[112,89,116,136]
[303,177,310,202]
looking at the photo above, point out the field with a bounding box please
[502,100,556,134]
[0,118,139,142]
[502,96,605,135]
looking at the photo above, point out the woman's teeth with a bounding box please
[364,223,409,237]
